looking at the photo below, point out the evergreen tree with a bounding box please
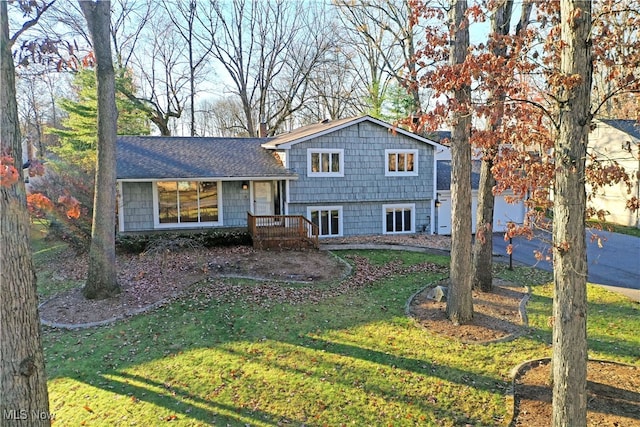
[50,67,149,170]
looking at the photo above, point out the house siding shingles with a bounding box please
[121,182,154,231]
[286,121,435,236]
[222,181,251,227]
[121,181,252,231]
[588,121,640,228]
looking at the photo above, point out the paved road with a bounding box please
[493,230,640,301]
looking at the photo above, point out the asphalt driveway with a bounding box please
[492,230,640,301]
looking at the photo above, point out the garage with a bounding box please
[435,160,526,235]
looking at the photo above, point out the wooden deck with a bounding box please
[247,213,319,250]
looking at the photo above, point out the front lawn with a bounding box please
[39,249,639,426]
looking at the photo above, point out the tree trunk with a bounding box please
[471,156,496,291]
[446,0,473,324]
[0,3,51,424]
[552,1,592,425]
[472,0,529,292]
[79,0,120,300]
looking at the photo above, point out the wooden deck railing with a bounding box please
[247,213,319,249]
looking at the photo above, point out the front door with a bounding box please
[253,181,274,215]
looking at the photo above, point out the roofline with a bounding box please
[595,118,640,141]
[262,115,443,149]
[117,176,298,182]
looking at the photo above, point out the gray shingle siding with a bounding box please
[287,121,434,204]
[120,181,252,231]
[288,200,432,237]
[121,182,154,231]
[284,121,435,236]
[222,181,251,227]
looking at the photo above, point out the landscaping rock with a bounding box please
[426,285,448,302]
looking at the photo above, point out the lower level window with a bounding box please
[157,181,219,225]
[384,204,414,234]
[308,206,342,237]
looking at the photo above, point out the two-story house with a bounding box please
[116,116,444,241]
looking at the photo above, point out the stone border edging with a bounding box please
[505,357,639,427]
[39,286,191,330]
[39,251,355,330]
[320,242,450,256]
[505,357,550,427]
[405,281,532,346]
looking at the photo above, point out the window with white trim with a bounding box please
[385,149,418,176]
[383,203,415,234]
[155,181,221,227]
[308,206,342,237]
[307,149,344,177]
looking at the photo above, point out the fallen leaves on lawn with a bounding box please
[188,255,447,308]
[40,246,447,327]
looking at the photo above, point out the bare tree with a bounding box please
[1,2,55,424]
[127,15,189,135]
[301,44,366,122]
[196,97,248,137]
[334,1,393,118]
[110,0,153,68]
[200,0,336,136]
[79,0,120,300]
[162,0,211,136]
[17,70,68,160]
[333,0,428,117]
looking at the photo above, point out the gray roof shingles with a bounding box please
[600,119,640,140]
[117,136,295,180]
[437,160,481,191]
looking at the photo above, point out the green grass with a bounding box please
[37,247,639,426]
[586,219,640,237]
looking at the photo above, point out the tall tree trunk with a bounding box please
[472,0,533,292]
[472,1,512,292]
[471,155,496,291]
[552,1,592,425]
[0,3,51,424]
[79,0,120,300]
[446,0,473,324]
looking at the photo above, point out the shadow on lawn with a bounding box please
[523,288,640,361]
[41,252,637,426]
[78,333,498,427]
[43,272,501,425]
[100,371,295,426]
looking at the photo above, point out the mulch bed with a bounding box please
[512,359,640,427]
[408,278,528,343]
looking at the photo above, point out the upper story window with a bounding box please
[385,149,418,176]
[307,149,344,177]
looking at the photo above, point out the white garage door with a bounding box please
[436,192,524,235]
